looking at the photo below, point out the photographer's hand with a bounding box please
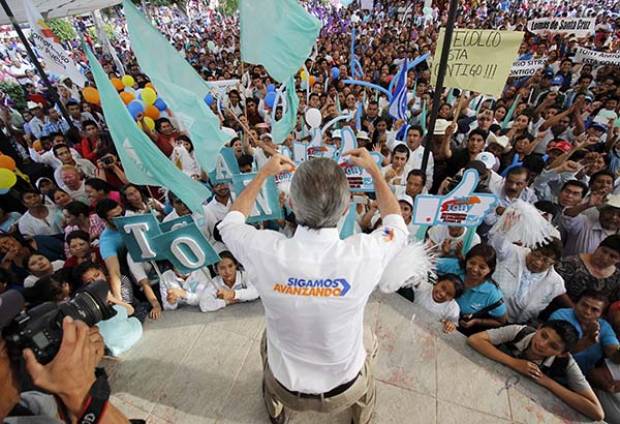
[22,316,102,419]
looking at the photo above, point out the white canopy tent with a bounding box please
[0,0,121,25]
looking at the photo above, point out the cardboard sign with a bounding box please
[574,47,620,66]
[208,147,241,184]
[509,58,547,78]
[114,214,220,272]
[336,127,383,192]
[231,173,283,224]
[431,29,524,97]
[527,17,595,37]
[412,169,497,227]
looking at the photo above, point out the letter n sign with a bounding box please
[231,173,283,224]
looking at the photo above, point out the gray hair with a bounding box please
[290,158,350,230]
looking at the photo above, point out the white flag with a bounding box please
[23,0,87,87]
[93,10,125,76]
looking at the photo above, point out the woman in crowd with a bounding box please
[120,183,165,217]
[85,177,121,208]
[63,230,103,270]
[23,252,64,288]
[436,243,507,334]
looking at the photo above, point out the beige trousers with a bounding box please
[260,328,378,424]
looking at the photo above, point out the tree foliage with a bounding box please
[0,81,27,111]
[47,18,77,43]
[222,0,239,15]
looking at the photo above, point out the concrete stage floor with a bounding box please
[103,292,601,423]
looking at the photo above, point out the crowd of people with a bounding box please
[1,0,620,421]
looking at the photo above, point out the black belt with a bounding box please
[277,372,361,399]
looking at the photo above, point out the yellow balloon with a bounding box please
[300,70,308,81]
[0,168,17,189]
[121,75,135,87]
[141,87,157,106]
[143,117,155,131]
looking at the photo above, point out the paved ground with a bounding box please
[103,292,601,423]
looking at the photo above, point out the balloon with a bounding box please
[267,84,276,93]
[120,91,135,105]
[0,188,8,195]
[111,78,124,91]
[204,93,214,106]
[143,117,155,131]
[305,108,322,129]
[0,155,16,171]
[207,40,216,51]
[32,140,43,152]
[308,75,316,86]
[141,87,157,106]
[121,75,135,87]
[124,86,136,95]
[144,104,160,120]
[82,87,100,105]
[145,82,155,90]
[154,97,168,111]
[331,67,340,80]
[127,100,145,119]
[264,91,277,109]
[300,69,308,81]
[0,168,16,189]
[136,88,143,99]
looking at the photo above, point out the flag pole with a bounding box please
[420,0,459,174]
[0,0,74,127]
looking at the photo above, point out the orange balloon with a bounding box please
[0,155,16,171]
[308,75,316,86]
[144,104,160,120]
[82,87,100,105]
[120,91,136,105]
[111,78,124,91]
[32,140,43,152]
[145,82,155,90]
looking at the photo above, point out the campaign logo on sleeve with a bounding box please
[272,277,351,297]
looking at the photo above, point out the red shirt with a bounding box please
[155,132,178,157]
[79,137,99,162]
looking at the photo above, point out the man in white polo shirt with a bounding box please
[218,149,408,424]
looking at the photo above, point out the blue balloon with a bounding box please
[0,188,9,195]
[267,84,276,93]
[552,75,564,86]
[264,91,277,109]
[127,100,145,119]
[136,88,143,99]
[331,67,340,80]
[204,93,214,106]
[154,97,168,111]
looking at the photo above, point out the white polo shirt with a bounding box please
[219,211,408,393]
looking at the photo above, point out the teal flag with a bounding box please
[420,100,427,135]
[84,44,210,214]
[123,0,231,172]
[272,77,299,144]
[240,0,321,83]
[339,204,357,240]
[501,94,521,130]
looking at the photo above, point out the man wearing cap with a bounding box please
[561,194,620,257]
[25,102,49,140]
[218,151,407,424]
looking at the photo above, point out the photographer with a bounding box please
[94,151,128,191]
[0,290,129,423]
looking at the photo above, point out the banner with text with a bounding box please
[574,47,620,66]
[509,58,547,78]
[431,29,524,97]
[526,17,595,37]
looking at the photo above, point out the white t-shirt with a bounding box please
[18,206,63,237]
[218,211,408,393]
[413,281,460,324]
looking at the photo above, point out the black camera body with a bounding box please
[3,280,116,364]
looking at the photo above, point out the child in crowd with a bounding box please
[468,320,604,421]
[412,273,463,333]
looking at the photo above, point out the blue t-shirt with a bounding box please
[436,257,506,318]
[549,308,619,373]
[99,228,124,260]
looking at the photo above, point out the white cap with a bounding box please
[398,194,414,208]
[331,129,342,139]
[605,194,620,209]
[489,134,510,151]
[260,133,273,140]
[434,119,450,135]
[27,101,42,110]
[475,152,496,170]
[357,130,370,140]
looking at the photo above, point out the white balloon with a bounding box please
[305,108,322,129]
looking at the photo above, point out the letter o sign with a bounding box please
[171,237,206,268]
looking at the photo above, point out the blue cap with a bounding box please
[551,75,564,86]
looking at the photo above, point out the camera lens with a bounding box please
[60,280,116,326]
